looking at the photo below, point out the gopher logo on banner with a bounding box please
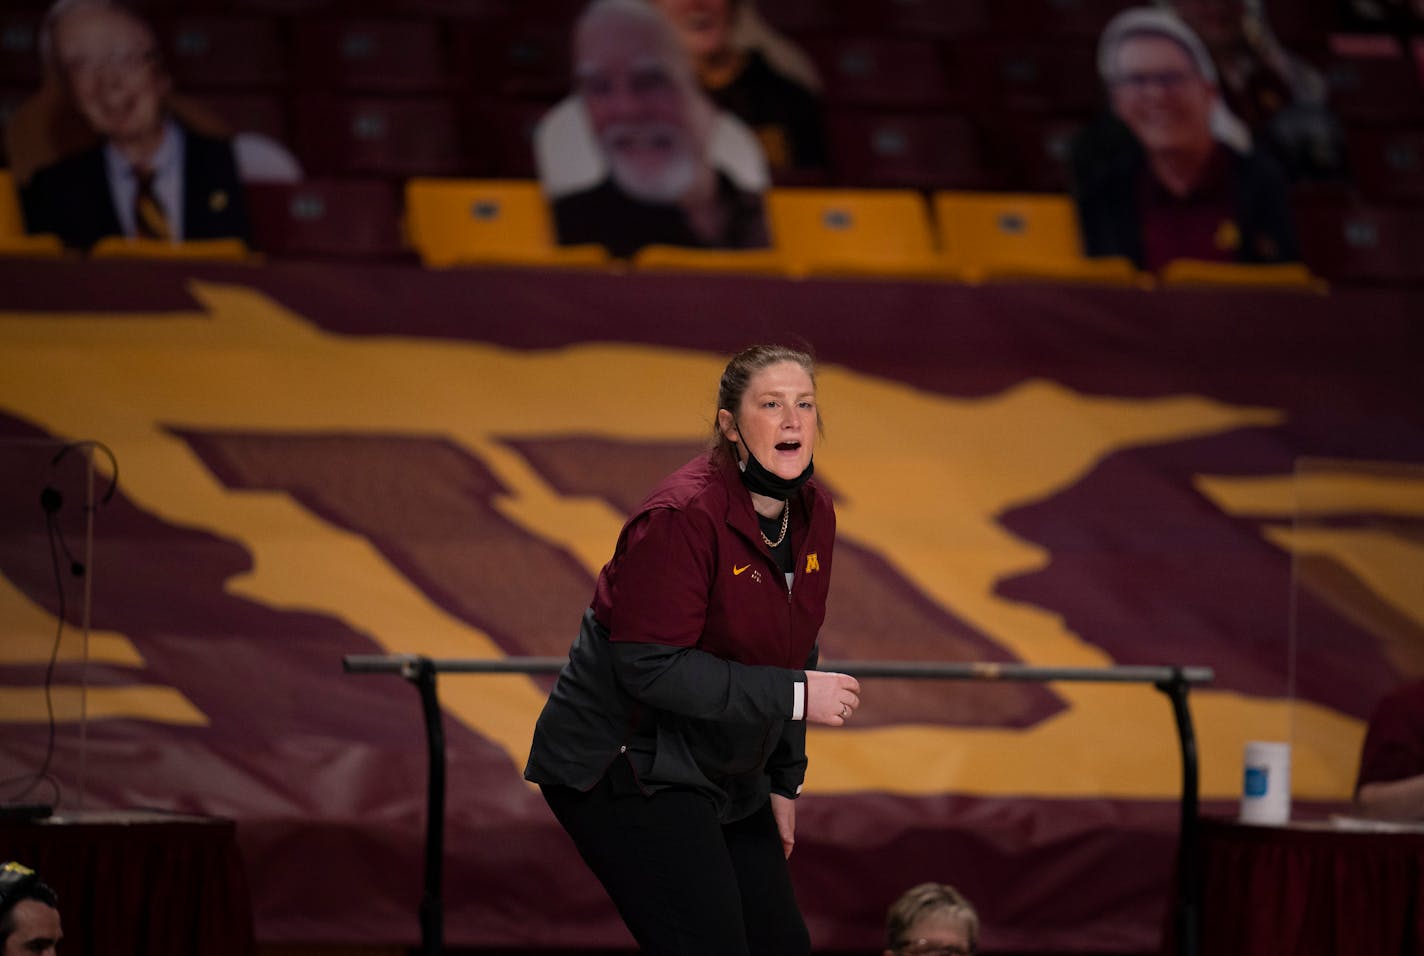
[2,279,1410,808]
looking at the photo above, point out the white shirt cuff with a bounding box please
[792,680,805,721]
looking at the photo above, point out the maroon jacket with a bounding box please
[525,451,836,821]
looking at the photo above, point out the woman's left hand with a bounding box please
[770,793,796,859]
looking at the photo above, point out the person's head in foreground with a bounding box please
[884,881,979,956]
[712,344,820,499]
[573,0,718,204]
[41,0,172,165]
[1100,8,1220,173]
[0,862,62,956]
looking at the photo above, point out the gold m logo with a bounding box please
[805,552,820,573]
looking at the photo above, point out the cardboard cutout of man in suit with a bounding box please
[21,0,251,250]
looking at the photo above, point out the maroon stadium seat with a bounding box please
[826,110,987,190]
[1259,1,1332,59]
[977,113,1088,192]
[291,94,468,178]
[753,0,844,36]
[979,113,1087,193]
[157,14,288,91]
[950,37,1101,115]
[838,0,988,39]
[0,87,30,166]
[802,36,953,109]
[1325,47,1424,124]
[292,17,452,93]
[404,0,514,19]
[0,11,42,88]
[1295,196,1424,284]
[198,92,291,143]
[472,97,556,180]
[227,0,337,14]
[985,0,1123,39]
[1346,126,1424,202]
[456,8,578,100]
[245,179,405,259]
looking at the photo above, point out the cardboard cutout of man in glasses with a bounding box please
[1069,7,1300,273]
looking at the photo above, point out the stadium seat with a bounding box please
[0,12,41,88]
[403,178,608,269]
[405,0,514,19]
[198,93,291,145]
[292,95,468,178]
[157,15,288,91]
[1264,5,1332,61]
[1295,197,1424,284]
[89,237,251,261]
[0,168,61,257]
[2,168,27,228]
[1325,48,1424,124]
[228,0,338,13]
[838,0,988,38]
[473,97,557,180]
[1157,260,1325,292]
[753,0,845,35]
[985,0,1125,39]
[802,37,953,109]
[826,111,987,190]
[933,191,1139,285]
[0,87,31,167]
[977,113,1088,192]
[292,17,452,92]
[1345,126,1424,202]
[766,188,942,279]
[456,14,576,100]
[246,179,406,259]
[950,38,1100,115]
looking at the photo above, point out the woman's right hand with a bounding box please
[806,671,861,726]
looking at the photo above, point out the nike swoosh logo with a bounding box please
[733,564,750,575]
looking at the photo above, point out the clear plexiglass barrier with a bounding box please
[1289,457,1424,822]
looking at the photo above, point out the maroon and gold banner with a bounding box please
[1,259,1421,951]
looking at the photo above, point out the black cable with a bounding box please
[50,439,120,508]
[1,440,120,806]
[0,507,67,807]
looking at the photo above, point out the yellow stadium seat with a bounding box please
[1158,259,1327,292]
[89,237,251,261]
[404,178,609,269]
[0,170,26,236]
[933,191,1140,286]
[0,169,63,257]
[766,188,943,279]
[632,244,787,276]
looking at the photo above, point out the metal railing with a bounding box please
[344,654,1213,956]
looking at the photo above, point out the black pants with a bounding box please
[541,758,810,955]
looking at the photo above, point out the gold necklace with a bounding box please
[760,502,789,548]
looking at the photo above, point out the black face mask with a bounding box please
[733,420,814,500]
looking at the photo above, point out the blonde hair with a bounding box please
[710,343,820,460]
[884,882,979,951]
